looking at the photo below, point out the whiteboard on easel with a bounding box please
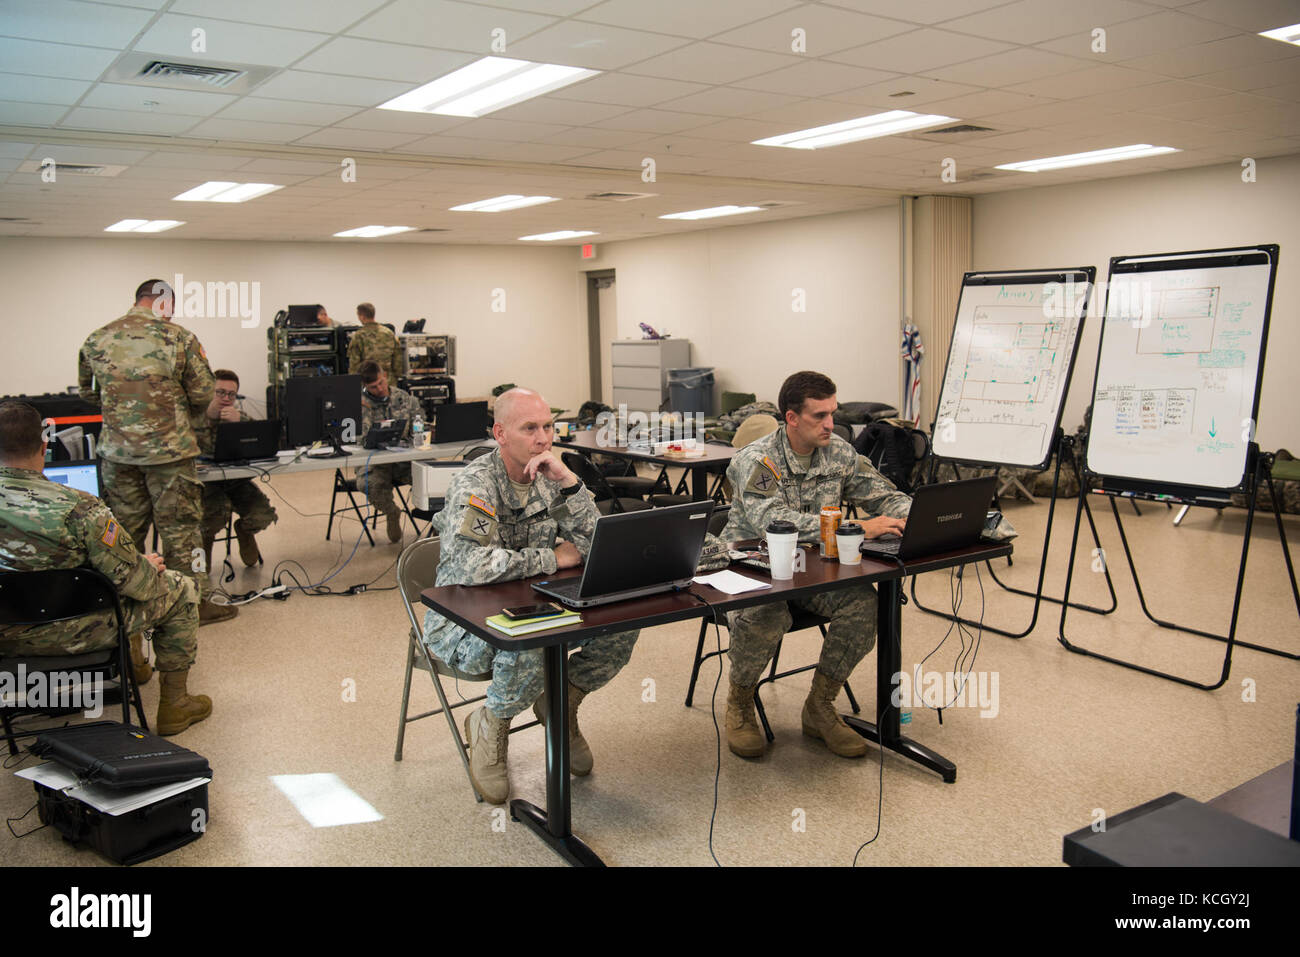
[1086,246,1278,494]
[931,268,1094,469]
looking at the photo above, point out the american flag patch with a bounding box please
[101,518,120,547]
[467,495,496,518]
[760,456,781,480]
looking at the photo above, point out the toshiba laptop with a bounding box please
[532,500,714,608]
[859,476,997,561]
[213,420,281,464]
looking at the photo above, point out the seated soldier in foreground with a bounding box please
[0,402,212,735]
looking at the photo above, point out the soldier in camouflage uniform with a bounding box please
[721,371,912,760]
[346,302,403,379]
[0,402,212,735]
[196,369,278,567]
[423,388,638,804]
[356,361,423,543]
[77,280,235,625]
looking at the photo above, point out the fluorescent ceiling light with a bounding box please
[450,194,559,212]
[518,230,596,241]
[105,219,184,233]
[378,56,598,117]
[333,225,416,238]
[173,181,282,203]
[752,111,957,149]
[1259,23,1300,45]
[995,144,1179,173]
[659,205,763,221]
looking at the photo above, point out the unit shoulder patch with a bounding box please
[745,457,780,497]
[458,504,497,545]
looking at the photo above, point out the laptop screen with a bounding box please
[44,460,101,497]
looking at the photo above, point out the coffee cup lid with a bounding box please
[837,522,863,535]
[765,520,797,535]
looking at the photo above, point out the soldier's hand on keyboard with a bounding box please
[861,516,906,539]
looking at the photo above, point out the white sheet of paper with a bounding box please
[16,763,210,815]
[692,570,772,595]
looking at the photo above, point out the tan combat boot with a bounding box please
[464,705,511,804]
[199,598,238,624]
[532,682,593,776]
[128,632,152,686]
[386,508,402,543]
[156,669,213,735]
[801,670,868,758]
[725,680,766,758]
[234,520,260,566]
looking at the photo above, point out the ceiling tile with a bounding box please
[0,142,37,159]
[0,101,70,125]
[549,72,709,107]
[927,48,1093,87]
[711,4,912,55]
[0,73,92,105]
[589,107,713,133]
[736,97,903,127]
[818,0,1023,24]
[0,0,155,47]
[1194,57,1300,92]
[827,76,985,108]
[468,0,598,13]
[80,82,236,115]
[827,29,1013,73]
[941,0,1155,45]
[349,0,558,53]
[332,109,469,134]
[1034,11,1240,61]
[1002,64,1165,98]
[169,0,389,33]
[250,71,413,106]
[733,60,898,96]
[627,42,802,85]
[442,117,571,141]
[506,21,690,71]
[0,37,120,80]
[213,97,362,125]
[656,86,802,117]
[575,0,799,40]
[1122,34,1298,78]
[132,14,331,67]
[534,126,648,149]
[292,37,474,84]
[34,143,153,164]
[291,128,427,150]
[1180,0,1300,33]
[132,150,256,170]
[186,116,321,142]
[60,106,203,134]
[913,88,1048,119]
[487,96,631,125]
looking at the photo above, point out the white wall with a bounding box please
[0,238,585,414]
[973,154,1300,451]
[584,207,901,414]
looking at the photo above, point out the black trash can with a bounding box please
[668,367,715,415]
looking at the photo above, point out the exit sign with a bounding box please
[581,243,597,259]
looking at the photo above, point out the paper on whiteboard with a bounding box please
[1088,259,1269,490]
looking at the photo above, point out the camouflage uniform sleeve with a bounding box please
[72,498,167,603]
[844,454,912,519]
[436,486,558,584]
[695,533,731,573]
[77,344,100,408]
[727,451,821,541]
[347,332,361,374]
[360,395,376,436]
[182,333,215,416]
[550,482,599,556]
[391,332,404,379]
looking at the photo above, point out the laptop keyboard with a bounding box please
[862,538,901,555]
[541,578,582,599]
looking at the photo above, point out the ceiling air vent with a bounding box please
[17,161,126,176]
[584,191,656,202]
[417,228,449,233]
[138,60,246,88]
[753,201,802,209]
[927,124,995,135]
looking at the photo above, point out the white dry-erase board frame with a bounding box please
[1085,245,1279,498]
[930,267,1095,471]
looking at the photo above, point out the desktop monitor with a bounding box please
[286,303,324,327]
[435,401,491,444]
[284,375,362,449]
[44,460,102,497]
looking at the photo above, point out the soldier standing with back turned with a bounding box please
[78,279,236,625]
[346,302,403,379]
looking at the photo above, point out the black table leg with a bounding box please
[690,463,708,501]
[842,578,957,783]
[509,643,605,866]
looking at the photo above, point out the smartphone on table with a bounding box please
[500,602,566,621]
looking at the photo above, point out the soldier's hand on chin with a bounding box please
[553,541,581,569]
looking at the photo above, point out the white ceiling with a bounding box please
[1,0,1299,245]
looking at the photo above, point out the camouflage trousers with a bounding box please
[202,478,278,544]
[425,619,639,719]
[0,569,198,672]
[357,462,411,516]
[727,582,878,687]
[100,458,209,602]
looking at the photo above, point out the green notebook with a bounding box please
[485,611,582,636]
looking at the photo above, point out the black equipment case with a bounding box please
[28,722,211,865]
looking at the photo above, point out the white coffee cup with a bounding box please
[765,520,799,580]
[836,522,864,565]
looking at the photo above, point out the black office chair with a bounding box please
[394,538,538,802]
[462,445,495,462]
[0,567,148,755]
[560,452,651,514]
[684,509,860,740]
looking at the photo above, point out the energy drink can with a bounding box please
[820,506,841,559]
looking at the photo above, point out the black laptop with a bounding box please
[859,476,997,561]
[435,401,491,444]
[362,418,406,450]
[532,501,714,608]
[213,420,281,463]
